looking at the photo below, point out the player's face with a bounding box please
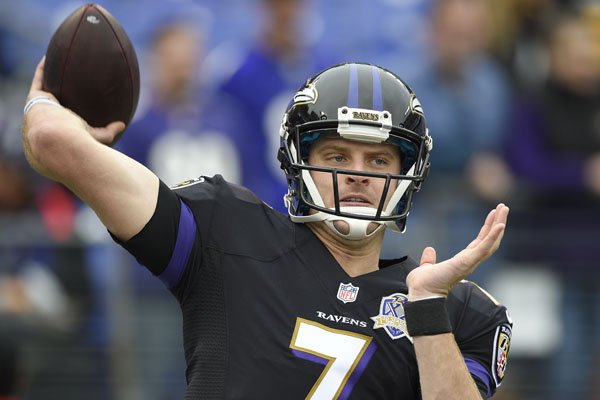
[307,136,402,211]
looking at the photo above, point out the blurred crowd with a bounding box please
[1,0,600,399]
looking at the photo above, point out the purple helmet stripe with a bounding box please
[347,63,359,108]
[372,66,383,110]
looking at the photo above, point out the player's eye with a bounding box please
[326,154,346,164]
[370,157,388,166]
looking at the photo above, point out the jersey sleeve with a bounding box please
[448,281,513,398]
[112,175,234,290]
[111,180,194,285]
[111,175,291,297]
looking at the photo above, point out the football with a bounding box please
[43,3,140,134]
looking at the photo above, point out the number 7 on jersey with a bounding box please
[290,318,377,400]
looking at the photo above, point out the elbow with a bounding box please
[23,121,79,178]
[24,122,58,166]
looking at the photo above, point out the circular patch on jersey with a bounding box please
[493,324,512,385]
[370,293,412,342]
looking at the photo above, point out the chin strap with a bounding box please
[324,215,385,241]
[290,206,386,241]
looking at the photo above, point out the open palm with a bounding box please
[406,204,509,301]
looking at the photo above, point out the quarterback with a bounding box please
[22,60,511,399]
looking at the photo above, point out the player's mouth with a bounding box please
[339,194,372,207]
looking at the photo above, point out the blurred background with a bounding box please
[1,0,600,399]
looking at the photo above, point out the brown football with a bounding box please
[43,3,140,132]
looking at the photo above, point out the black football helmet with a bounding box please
[278,62,432,239]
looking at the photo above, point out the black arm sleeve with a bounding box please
[112,180,181,276]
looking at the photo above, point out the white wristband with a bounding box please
[23,96,63,115]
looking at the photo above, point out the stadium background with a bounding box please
[1,0,600,399]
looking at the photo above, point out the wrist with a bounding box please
[408,288,447,302]
[404,297,452,337]
[24,95,62,115]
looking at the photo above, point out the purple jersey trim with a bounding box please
[291,342,377,400]
[339,341,377,400]
[291,349,328,366]
[464,357,492,398]
[158,200,195,289]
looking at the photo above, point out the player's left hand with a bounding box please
[406,203,509,301]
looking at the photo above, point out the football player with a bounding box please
[22,59,511,399]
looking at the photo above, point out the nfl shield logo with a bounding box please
[337,282,359,303]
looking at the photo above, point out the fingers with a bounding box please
[468,204,508,248]
[471,208,497,246]
[419,246,437,266]
[495,203,509,225]
[482,204,508,235]
[89,121,126,145]
[28,56,59,104]
[107,121,126,133]
[460,204,509,270]
[466,209,495,250]
[489,205,509,251]
[30,56,46,94]
[472,205,509,257]
[485,204,509,251]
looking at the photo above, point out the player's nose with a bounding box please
[344,172,369,185]
[344,158,369,182]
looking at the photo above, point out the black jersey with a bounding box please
[116,175,512,400]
